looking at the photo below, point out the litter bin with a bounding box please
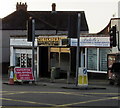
[51,67,60,82]
[55,68,60,78]
[51,67,56,82]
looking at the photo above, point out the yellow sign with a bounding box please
[37,36,67,46]
[78,67,88,87]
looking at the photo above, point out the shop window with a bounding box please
[60,53,69,71]
[15,53,32,67]
[50,52,59,68]
[100,48,111,71]
[27,54,32,67]
[15,53,20,67]
[87,48,97,70]
[21,54,27,67]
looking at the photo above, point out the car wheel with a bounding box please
[109,80,114,85]
[114,73,120,85]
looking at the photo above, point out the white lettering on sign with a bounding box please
[14,68,34,81]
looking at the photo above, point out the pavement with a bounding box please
[2,74,109,90]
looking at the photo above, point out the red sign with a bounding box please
[14,68,34,81]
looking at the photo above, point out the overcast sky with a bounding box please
[0,0,119,33]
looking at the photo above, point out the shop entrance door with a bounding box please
[39,47,49,77]
[50,47,70,79]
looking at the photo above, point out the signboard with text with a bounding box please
[37,36,67,46]
[14,68,34,81]
[70,36,110,47]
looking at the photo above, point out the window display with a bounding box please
[15,49,33,68]
[100,48,111,71]
[87,48,97,70]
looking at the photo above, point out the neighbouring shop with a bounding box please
[10,36,37,71]
[86,48,111,72]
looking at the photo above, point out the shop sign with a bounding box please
[70,36,110,47]
[37,36,67,46]
[14,68,34,81]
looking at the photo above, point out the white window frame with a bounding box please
[85,48,110,74]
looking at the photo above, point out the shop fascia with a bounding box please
[37,35,110,48]
[37,35,68,46]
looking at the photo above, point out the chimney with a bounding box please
[52,3,56,11]
[16,2,27,11]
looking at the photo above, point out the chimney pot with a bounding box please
[16,2,27,11]
[52,3,56,11]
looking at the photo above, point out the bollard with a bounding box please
[78,67,88,87]
[51,67,56,83]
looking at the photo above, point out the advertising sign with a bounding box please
[70,38,78,46]
[70,36,110,47]
[37,36,67,46]
[80,37,110,47]
[14,68,34,81]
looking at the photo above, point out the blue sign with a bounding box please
[83,68,87,74]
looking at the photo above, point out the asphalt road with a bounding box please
[1,78,120,108]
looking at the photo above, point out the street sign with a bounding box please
[78,67,88,87]
[14,68,34,81]
[83,68,87,74]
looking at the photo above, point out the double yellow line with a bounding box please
[1,91,119,107]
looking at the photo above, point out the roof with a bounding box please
[2,10,55,30]
[2,10,89,32]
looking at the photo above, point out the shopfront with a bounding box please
[86,48,111,73]
[10,34,112,80]
[70,34,112,74]
[37,34,112,79]
[37,36,74,78]
[10,36,37,69]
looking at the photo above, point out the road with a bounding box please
[1,78,120,108]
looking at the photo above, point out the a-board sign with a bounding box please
[14,68,34,81]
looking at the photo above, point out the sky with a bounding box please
[0,0,120,33]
